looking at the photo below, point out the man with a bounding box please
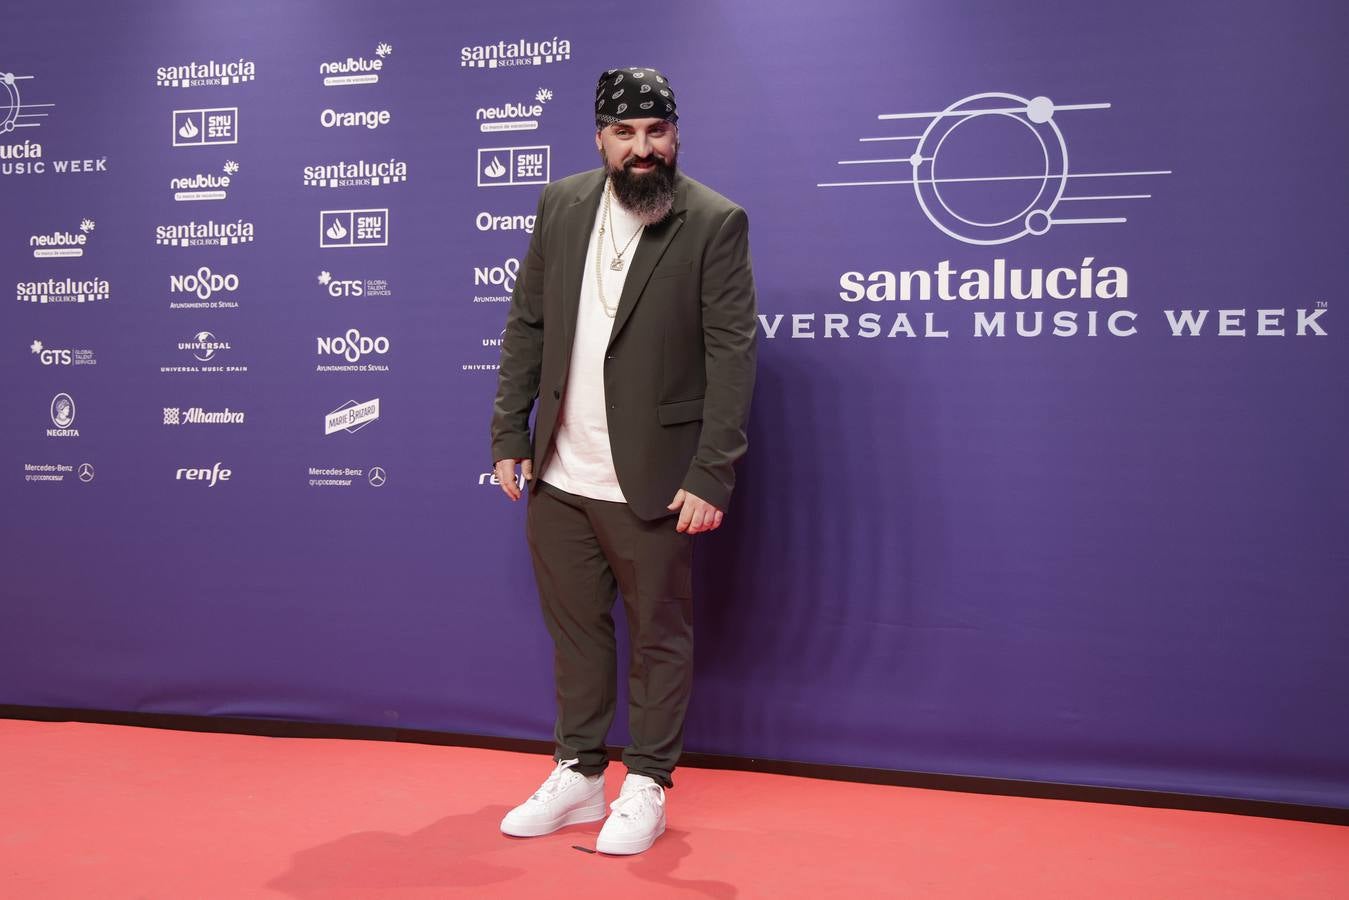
[489,67,756,855]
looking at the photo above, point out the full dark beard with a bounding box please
[605,152,677,226]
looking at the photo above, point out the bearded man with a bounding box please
[490,67,757,855]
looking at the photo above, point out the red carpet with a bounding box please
[1,719,1345,898]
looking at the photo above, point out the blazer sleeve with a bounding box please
[489,187,549,464]
[681,206,757,511]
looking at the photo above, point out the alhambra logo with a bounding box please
[320,41,392,87]
[171,160,239,201]
[303,157,408,189]
[156,58,256,88]
[460,37,571,68]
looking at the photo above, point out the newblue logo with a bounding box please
[320,41,392,87]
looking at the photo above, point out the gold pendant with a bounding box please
[609,257,625,272]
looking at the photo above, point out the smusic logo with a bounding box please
[477,146,549,187]
[172,108,238,147]
[156,58,256,88]
[320,209,388,248]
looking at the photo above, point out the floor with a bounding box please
[2,719,1346,898]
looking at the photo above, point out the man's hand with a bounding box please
[494,458,533,501]
[668,489,724,534]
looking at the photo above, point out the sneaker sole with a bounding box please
[595,818,666,855]
[500,798,607,837]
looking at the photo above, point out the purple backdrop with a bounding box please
[2,0,1346,808]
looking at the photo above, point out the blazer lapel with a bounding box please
[560,172,606,350]
[606,177,688,350]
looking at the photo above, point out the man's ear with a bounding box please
[595,128,604,152]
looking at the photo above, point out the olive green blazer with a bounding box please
[491,168,757,520]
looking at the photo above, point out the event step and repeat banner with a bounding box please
[3,1,1346,807]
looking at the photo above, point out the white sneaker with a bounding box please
[500,758,606,837]
[595,773,666,855]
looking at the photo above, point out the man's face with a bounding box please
[595,118,678,174]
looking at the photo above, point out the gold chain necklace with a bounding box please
[595,181,644,317]
[602,181,643,272]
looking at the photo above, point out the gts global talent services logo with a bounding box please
[31,339,96,367]
[317,270,391,299]
[171,159,239,201]
[321,41,393,87]
[172,107,238,147]
[30,218,95,258]
[156,57,256,88]
[460,36,571,69]
[304,156,407,189]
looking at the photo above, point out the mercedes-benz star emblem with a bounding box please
[78,463,95,483]
[367,466,386,487]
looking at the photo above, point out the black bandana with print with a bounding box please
[595,67,677,127]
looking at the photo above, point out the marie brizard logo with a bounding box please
[818,92,1171,245]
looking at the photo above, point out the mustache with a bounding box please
[624,153,672,170]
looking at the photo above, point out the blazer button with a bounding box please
[553,389,560,399]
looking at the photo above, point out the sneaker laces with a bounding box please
[531,759,583,803]
[609,782,665,820]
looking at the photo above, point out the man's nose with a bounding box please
[633,132,651,157]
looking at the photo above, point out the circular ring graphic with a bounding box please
[1,72,21,134]
[911,92,1068,245]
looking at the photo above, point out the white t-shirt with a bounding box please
[540,183,644,502]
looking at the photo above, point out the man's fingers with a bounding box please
[667,489,686,512]
[495,459,521,501]
[521,459,534,481]
[676,501,694,533]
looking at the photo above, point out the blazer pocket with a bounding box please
[657,397,704,425]
[650,259,693,280]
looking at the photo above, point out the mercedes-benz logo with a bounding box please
[367,466,386,487]
[78,462,95,483]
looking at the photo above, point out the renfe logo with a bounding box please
[176,462,232,486]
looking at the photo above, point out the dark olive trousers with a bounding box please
[526,481,694,789]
